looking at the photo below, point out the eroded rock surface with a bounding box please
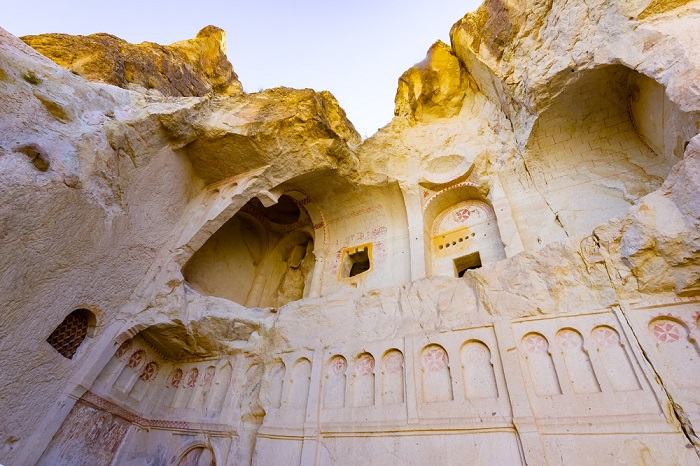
[21,25,242,97]
[394,40,474,122]
[2,0,700,464]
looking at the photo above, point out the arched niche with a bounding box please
[254,230,315,308]
[420,344,453,403]
[352,353,376,407]
[91,322,234,417]
[381,349,405,405]
[266,360,286,409]
[521,333,562,396]
[324,355,347,409]
[590,326,640,392]
[183,194,316,308]
[423,186,506,277]
[207,363,232,415]
[555,328,600,394]
[289,358,312,410]
[191,366,216,409]
[176,445,215,466]
[514,65,700,248]
[647,317,700,386]
[460,340,498,399]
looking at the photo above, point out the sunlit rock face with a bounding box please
[21,25,243,97]
[394,40,474,123]
[2,0,700,464]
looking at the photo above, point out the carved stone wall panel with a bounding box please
[92,337,170,417]
[624,298,700,429]
[512,310,664,430]
[258,349,315,433]
[319,339,407,427]
[317,431,523,466]
[411,326,512,427]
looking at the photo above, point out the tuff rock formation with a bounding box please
[1,0,700,464]
[21,25,242,97]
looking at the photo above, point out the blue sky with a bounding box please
[4,1,481,137]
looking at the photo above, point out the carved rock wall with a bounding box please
[1,0,700,464]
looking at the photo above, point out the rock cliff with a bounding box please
[21,25,242,97]
[2,1,700,464]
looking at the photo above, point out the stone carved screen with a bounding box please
[625,300,700,427]
[318,343,406,422]
[113,349,147,393]
[160,368,183,408]
[182,368,199,408]
[129,360,160,401]
[191,366,216,408]
[513,311,663,423]
[46,309,93,359]
[411,328,510,423]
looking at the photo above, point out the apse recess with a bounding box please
[508,65,699,249]
[183,195,316,308]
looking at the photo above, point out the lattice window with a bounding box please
[47,309,92,359]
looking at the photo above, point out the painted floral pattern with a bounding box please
[453,207,479,223]
[139,362,159,382]
[332,357,347,375]
[356,354,375,376]
[115,340,132,359]
[127,350,145,370]
[556,330,583,350]
[464,344,490,363]
[170,369,183,388]
[592,327,619,348]
[186,369,199,388]
[523,334,549,354]
[423,347,448,372]
[384,351,404,374]
[652,321,682,343]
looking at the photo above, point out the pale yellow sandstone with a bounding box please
[1,1,700,464]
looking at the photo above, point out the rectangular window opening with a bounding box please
[349,258,370,277]
[454,251,481,278]
[340,245,372,279]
